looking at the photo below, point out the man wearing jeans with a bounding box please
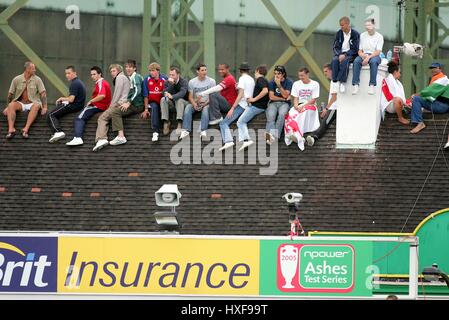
[179,63,216,140]
[410,62,449,134]
[265,65,293,144]
[236,64,270,150]
[218,62,255,152]
[352,19,383,95]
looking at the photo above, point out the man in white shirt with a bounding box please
[352,19,384,95]
[218,62,255,152]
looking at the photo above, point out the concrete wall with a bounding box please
[0,7,396,106]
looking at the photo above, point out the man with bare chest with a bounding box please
[3,61,47,138]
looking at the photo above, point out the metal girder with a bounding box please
[142,0,215,79]
[0,0,68,95]
[261,0,339,92]
[402,0,449,96]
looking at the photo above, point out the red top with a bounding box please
[219,74,238,106]
[146,77,166,104]
[92,79,112,111]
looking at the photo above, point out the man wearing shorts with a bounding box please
[4,61,48,139]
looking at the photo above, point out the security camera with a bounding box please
[155,184,182,207]
[282,192,303,204]
[394,43,424,59]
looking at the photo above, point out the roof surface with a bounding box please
[1,109,448,235]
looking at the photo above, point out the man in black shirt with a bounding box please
[235,64,270,151]
[47,65,86,143]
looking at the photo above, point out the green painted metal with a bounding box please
[0,0,68,96]
[141,0,152,75]
[203,0,215,79]
[142,0,215,79]
[402,0,449,96]
[261,0,339,92]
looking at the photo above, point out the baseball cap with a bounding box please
[429,62,443,69]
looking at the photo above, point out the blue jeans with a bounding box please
[182,104,210,133]
[237,105,265,142]
[352,55,381,86]
[74,106,102,138]
[411,96,449,123]
[150,102,161,133]
[219,105,245,143]
[331,55,354,83]
[266,101,290,139]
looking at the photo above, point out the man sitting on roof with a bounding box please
[410,62,449,134]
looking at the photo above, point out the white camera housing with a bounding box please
[155,184,182,207]
[282,192,303,204]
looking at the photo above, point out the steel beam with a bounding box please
[0,0,68,95]
[141,0,152,75]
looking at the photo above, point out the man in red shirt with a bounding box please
[199,63,237,125]
[141,62,168,142]
[66,66,112,146]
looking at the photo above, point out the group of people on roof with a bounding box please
[4,16,449,151]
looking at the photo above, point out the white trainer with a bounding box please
[352,85,359,95]
[219,142,235,151]
[49,131,65,143]
[209,117,223,125]
[66,137,83,146]
[109,136,127,146]
[339,83,346,93]
[444,141,449,149]
[368,85,375,95]
[200,131,207,139]
[93,139,109,152]
[179,130,190,140]
[306,136,315,147]
[238,140,254,152]
[152,132,159,142]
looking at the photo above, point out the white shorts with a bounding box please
[19,102,35,112]
[385,101,396,114]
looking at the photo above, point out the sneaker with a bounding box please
[109,136,127,146]
[200,131,207,139]
[445,141,449,149]
[66,137,83,146]
[163,121,170,136]
[209,117,223,125]
[218,142,235,151]
[93,139,109,152]
[179,130,190,140]
[152,132,159,142]
[49,131,65,143]
[176,123,182,135]
[352,85,359,95]
[306,136,315,147]
[368,85,375,95]
[238,140,254,152]
[339,83,346,93]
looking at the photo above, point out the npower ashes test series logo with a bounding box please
[0,237,58,292]
[277,244,355,293]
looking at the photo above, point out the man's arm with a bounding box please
[248,87,268,103]
[40,91,48,114]
[333,32,342,56]
[347,31,360,57]
[88,94,106,106]
[171,79,188,101]
[7,92,13,104]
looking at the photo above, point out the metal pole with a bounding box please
[409,239,419,300]
[141,0,152,75]
[203,0,215,79]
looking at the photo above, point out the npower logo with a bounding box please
[0,237,58,292]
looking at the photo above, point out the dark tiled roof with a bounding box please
[1,109,449,235]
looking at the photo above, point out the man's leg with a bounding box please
[208,93,222,122]
[219,106,244,144]
[275,102,291,140]
[6,102,22,134]
[368,56,381,86]
[410,96,431,133]
[392,98,409,125]
[23,103,41,135]
[200,106,211,132]
[237,106,264,142]
[112,104,144,135]
[160,97,173,135]
[339,56,353,84]
[95,107,115,142]
[74,106,102,139]
[308,109,337,143]
[47,103,80,134]
[265,102,278,135]
[182,104,195,133]
[331,56,340,83]
[150,102,162,134]
[175,99,187,122]
[352,56,363,86]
